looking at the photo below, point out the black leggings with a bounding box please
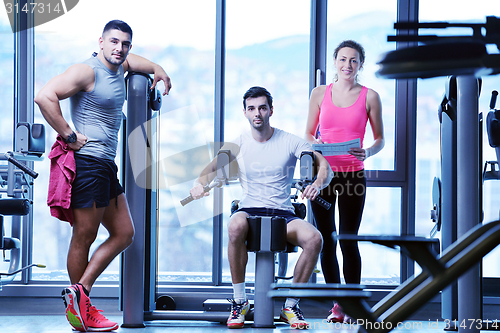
[310,169,366,284]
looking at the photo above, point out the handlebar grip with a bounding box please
[180,183,213,206]
[180,195,194,206]
[490,90,498,110]
[294,181,331,210]
[313,195,332,210]
[6,154,38,179]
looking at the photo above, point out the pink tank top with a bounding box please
[318,84,368,172]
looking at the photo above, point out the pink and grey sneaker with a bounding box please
[327,302,345,323]
[62,283,91,332]
[86,305,119,332]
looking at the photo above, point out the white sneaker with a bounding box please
[227,299,250,329]
[280,303,310,329]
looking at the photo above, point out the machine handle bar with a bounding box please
[4,152,38,179]
[180,178,223,206]
[294,181,331,210]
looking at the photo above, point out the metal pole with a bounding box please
[213,0,225,285]
[122,74,150,328]
[252,217,275,328]
[456,75,481,333]
[440,100,458,322]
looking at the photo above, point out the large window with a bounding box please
[327,1,396,172]
[0,11,14,153]
[221,0,312,283]
[156,1,216,283]
[0,2,15,278]
[326,0,399,284]
[31,0,217,282]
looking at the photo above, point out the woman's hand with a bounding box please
[349,147,368,161]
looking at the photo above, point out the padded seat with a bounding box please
[377,41,490,79]
[231,200,300,253]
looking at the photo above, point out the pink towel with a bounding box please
[47,135,76,225]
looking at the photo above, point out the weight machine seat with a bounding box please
[377,41,494,79]
[268,220,500,333]
[231,200,302,253]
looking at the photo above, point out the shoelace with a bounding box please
[87,306,106,323]
[228,299,245,319]
[290,305,306,321]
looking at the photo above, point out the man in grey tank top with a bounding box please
[35,20,171,332]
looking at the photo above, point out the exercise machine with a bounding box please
[1,122,46,290]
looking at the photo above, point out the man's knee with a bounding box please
[309,229,323,254]
[300,227,323,255]
[228,213,248,243]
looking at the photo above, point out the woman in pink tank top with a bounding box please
[305,40,385,323]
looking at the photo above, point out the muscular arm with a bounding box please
[123,53,172,95]
[34,63,93,150]
[189,143,240,200]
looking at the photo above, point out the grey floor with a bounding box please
[0,297,492,333]
[0,315,449,333]
[4,297,498,333]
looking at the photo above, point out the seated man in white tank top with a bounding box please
[190,86,333,330]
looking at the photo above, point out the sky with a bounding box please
[1,0,498,50]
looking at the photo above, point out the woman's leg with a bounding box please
[311,179,340,283]
[337,170,366,284]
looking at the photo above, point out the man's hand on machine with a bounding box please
[190,183,211,200]
[181,178,224,206]
[300,183,320,201]
[294,180,332,210]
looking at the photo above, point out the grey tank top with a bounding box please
[70,55,125,160]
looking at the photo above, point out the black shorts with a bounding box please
[232,207,299,224]
[71,154,124,209]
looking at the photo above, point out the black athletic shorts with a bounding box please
[71,154,124,209]
[232,207,300,224]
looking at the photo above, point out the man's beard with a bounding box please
[104,53,126,66]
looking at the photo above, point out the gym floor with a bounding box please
[0,297,457,333]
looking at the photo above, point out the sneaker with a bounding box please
[62,283,91,332]
[86,305,119,332]
[227,299,250,329]
[280,303,310,329]
[327,302,345,323]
